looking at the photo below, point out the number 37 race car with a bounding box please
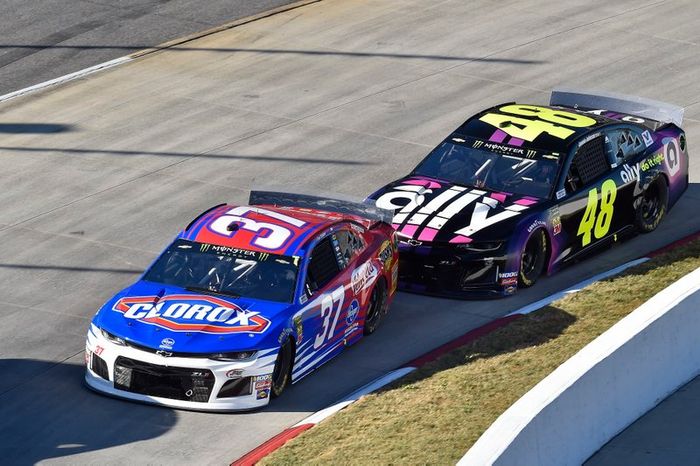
[369,89,688,298]
[85,192,398,411]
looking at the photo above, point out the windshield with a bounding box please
[142,240,300,303]
[413,141,560,198]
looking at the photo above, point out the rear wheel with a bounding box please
[271,338,293,398]
[363,279,387,335]
[635,178,668,233]
[519,229,547,288]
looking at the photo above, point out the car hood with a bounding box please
[368,175,543,244]
[93,281,291,353]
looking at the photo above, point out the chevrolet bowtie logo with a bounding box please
[156,350,173,357]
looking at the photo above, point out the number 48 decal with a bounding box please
[578,179,617,246]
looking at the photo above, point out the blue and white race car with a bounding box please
[85,192,398,411]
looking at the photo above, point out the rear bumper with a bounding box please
[397,245,514,299]
[84,324,278,412]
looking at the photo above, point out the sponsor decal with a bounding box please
[577,132,602,148]
[556,188,566,200]
[293,315,303,344]
[299,294,308,304]
[552,218,562,236]
[351,262,378,294]
[499,271,518,278]
[376,185,531,240]
[225,369,243,379]
[642,130,654,147]
[584,109,646,124]
[620,163,641,184]
[113,295,271,334]
[378,240,394,269]
[278,328,293,344]
[527,220,546,233]
[548,206,562,236]
[256,389,270,400]
[500,277,518,286]
[254,374,272,390]
[94,345,104,356]
[349,223,365,234]
[663,138,681,177]
[344,322,359,337]
[346,299,360,326]
[641,153,663,172]
[159,338,175,349]
[504,285,517,294]
[391,262,399,294]
[482,142,527,156]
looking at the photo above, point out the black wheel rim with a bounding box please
[365,286,381,330]
[641,187,661,223]
[522,235,540,276]
[272,341,291,393]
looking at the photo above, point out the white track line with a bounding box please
[0,56,132,103]
[293,367,416,427]
[506,257,650,317]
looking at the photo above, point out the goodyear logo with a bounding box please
[113,295,270,334]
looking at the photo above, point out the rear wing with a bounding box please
[550,88,684,128]
[249,190,394,226]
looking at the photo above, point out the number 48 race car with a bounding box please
[369,89,688,298]
[85,192,398,411]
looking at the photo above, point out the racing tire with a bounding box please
[363,279,387,336]
[271,337,293,398]
[635,177,668,233]
[519,229,547,288]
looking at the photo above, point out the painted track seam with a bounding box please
[0,0,323,104]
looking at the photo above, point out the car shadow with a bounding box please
[378,305,576,392]
[0,358,177,465]
[0,123,73,133]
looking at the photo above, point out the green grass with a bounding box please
[262,239,700,466]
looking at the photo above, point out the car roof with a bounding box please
[453,103,618,155]
[180,204,349,256]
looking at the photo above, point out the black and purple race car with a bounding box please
[368,89,688,298]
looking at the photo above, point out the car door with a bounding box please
[296,228,364,372]
[556,133,627,260]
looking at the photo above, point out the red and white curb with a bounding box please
[231,248,671,465]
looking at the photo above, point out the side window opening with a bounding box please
[333,229,365,269]
[566,136,609,193]
[306,237,340,293]
[605,128,645,165]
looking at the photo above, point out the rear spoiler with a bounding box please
[550,88,684,128]
[249,190,394,226]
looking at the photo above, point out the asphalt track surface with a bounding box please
[0,0,699,464]
[587,375,700,465]
[0,0,298,95]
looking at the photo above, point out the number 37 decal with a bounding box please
[577,179,617,246]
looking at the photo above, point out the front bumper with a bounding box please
[397,244,513,299]
[85,325,278,412]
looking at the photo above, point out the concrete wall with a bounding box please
[460,266,700,466]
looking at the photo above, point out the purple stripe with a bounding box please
[489,129,508,143]
[509,137,524,147]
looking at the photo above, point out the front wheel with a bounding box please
[635,178,668,233]
[271,338,293,398]
[363,279,387,335]
[519,229,547,288]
